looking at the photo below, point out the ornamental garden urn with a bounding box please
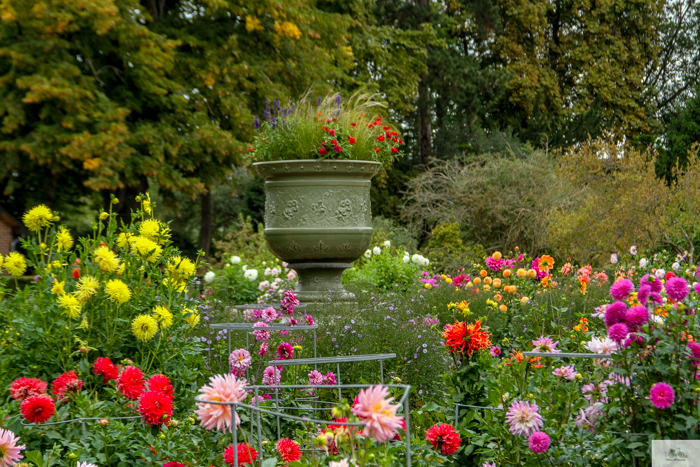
[253,160,381,305]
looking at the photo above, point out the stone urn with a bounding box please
[253,160,381,304]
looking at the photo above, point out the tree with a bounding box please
[658,86,700,181]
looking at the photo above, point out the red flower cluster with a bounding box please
[426,423,462,455]
[21,394,56,423]
[443,320,491,357]
[147,374,174,399]
[224,444,258,466]
[163,463,185,467]
[51,371,84,401]
[10,377,47,402]
[92,357,119,383]
[117,366,145,400]
[276,438,302,463]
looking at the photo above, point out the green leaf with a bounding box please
[262,458,279,467]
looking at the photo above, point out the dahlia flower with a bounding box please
[604,301,627,327]
[552,365,578,380]
[130,236,162,262]
[138,390,173,426]
[92,357,119,383]
[610,279,634,300]
[51,371,84,400]
[276,342,294,360]
[276,438,302,463]
[650,382,674,409]
[640,274,663,293]
[608,323,630,342]
[55,227,74,252]
[575,403,604,433]
[223,443,258,466]
[23,204,53,232]
[147,374,174,399]
[10,377,47,402]
[665,276,690,301]
[625,306,649,330]
[584,337,618,355]
[351,385,404,443]
[261,307,279,322]
[94,246,120,273]
[132,314,158,341]
[323,372,337,385]
[117,366,145,400]
[20,395,55,423]
[688,342,700,367]
[152,306,173,328]
[425,423,461,455]
[443,320,491,356]
[3,252,26,277]
[308,370,324,385]
[229,349,252,374]
[195,374,247,432]
[252,322,270,341]
[531,336,560,353]
[528,431,550,453]
[0,427,25,467]
[262,366,281,386]
[505,401,543,437]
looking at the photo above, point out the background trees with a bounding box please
[2,0,700,263]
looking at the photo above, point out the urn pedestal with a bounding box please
[253,160,381,305]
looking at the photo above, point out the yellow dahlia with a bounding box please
[162,278,187,293]
[57,294,81,319]
[4,252,27,276]
[105,279,130,305]
[55,227,73,251]
[153,305,173,328]
[23,204,53,232]
[51,279,65,295]
[132,314,158,341]
[75,276,100,302]
[131,236,162,262]
[116,232,134,248]
[167,256,195,282]
[94,246,120,272]
[0,253,3,268]
[183,307,200,327]
[139,219,170,245]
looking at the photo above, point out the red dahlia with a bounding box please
[425,423,462,455]
[92,357,119,383]
[163,463,185,467]
[117,366,145,400]
[20,394,56,423]
[147,374,174,399]
[51,371,84,400]
[224,444,258,466]
[276,438,302,463]
[138,390,173,426]
[10,377,48,402]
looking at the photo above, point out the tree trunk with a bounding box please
[199,189,213,257]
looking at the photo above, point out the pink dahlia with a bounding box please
[552,365,578,380]
[351,385,404,443]
[649,382,674,409]
[9,377,47,402]
[610,279,634,300]
[640,274,663,293]
[608,322,630,342]
[625,306,649,330]
[0,428,25,467]
[308,370,324,385]
[490,346,501,357]
[229,349,252,374]
[604,301,627,327]
[324,372,337,385]
[531,337,560,353]
[665,277,689,301]
[528,431,550,453]
[195,374,247,431]
[281,290,299,315]
[252,322,270,341]
[262,366,282,386]
[485,257,505,272]
[261,307,279,323]
[276,343,294,360]
[258,342,269,356]
[505,401,543,437]
[688,342,700,367]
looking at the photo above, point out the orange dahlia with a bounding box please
[537,255,554,272]
[443,321,491,356]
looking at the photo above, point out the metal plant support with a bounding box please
[22,416,142,442]
[195,383,413,467]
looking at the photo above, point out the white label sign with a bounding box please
[652,440,700,466]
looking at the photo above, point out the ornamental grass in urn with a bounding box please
[248,93,404,305]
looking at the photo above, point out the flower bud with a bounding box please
[98,419,109,426]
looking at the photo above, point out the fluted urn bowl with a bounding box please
[253,160,381,304]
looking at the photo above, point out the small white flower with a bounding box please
[639,258,648,268]
[244,269,259,281]
[242,265,248,271]
[383,240,391,248]
[373,246,381,255]
[203,271,215,283]
[224,264,230,268]
[274,277,282,284]
[650,314,664,324]
[271,267,279,276]
[230,255,241,264]
[672,262,681,271]
[411,254,422,264]
[655,268,665,278]
[282,261,288,267]
[264,267,273,276]
[630,245,637,255]
[501,392,510,402]
[287,270,297,280]
[403,255,410,263]
[422,257,430,266]
[364,249,372,259]
[329,459,350,467]
[77,462,98,467]
[258,280,270,292]
[270,282,279,290]
[610,253,618,264]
